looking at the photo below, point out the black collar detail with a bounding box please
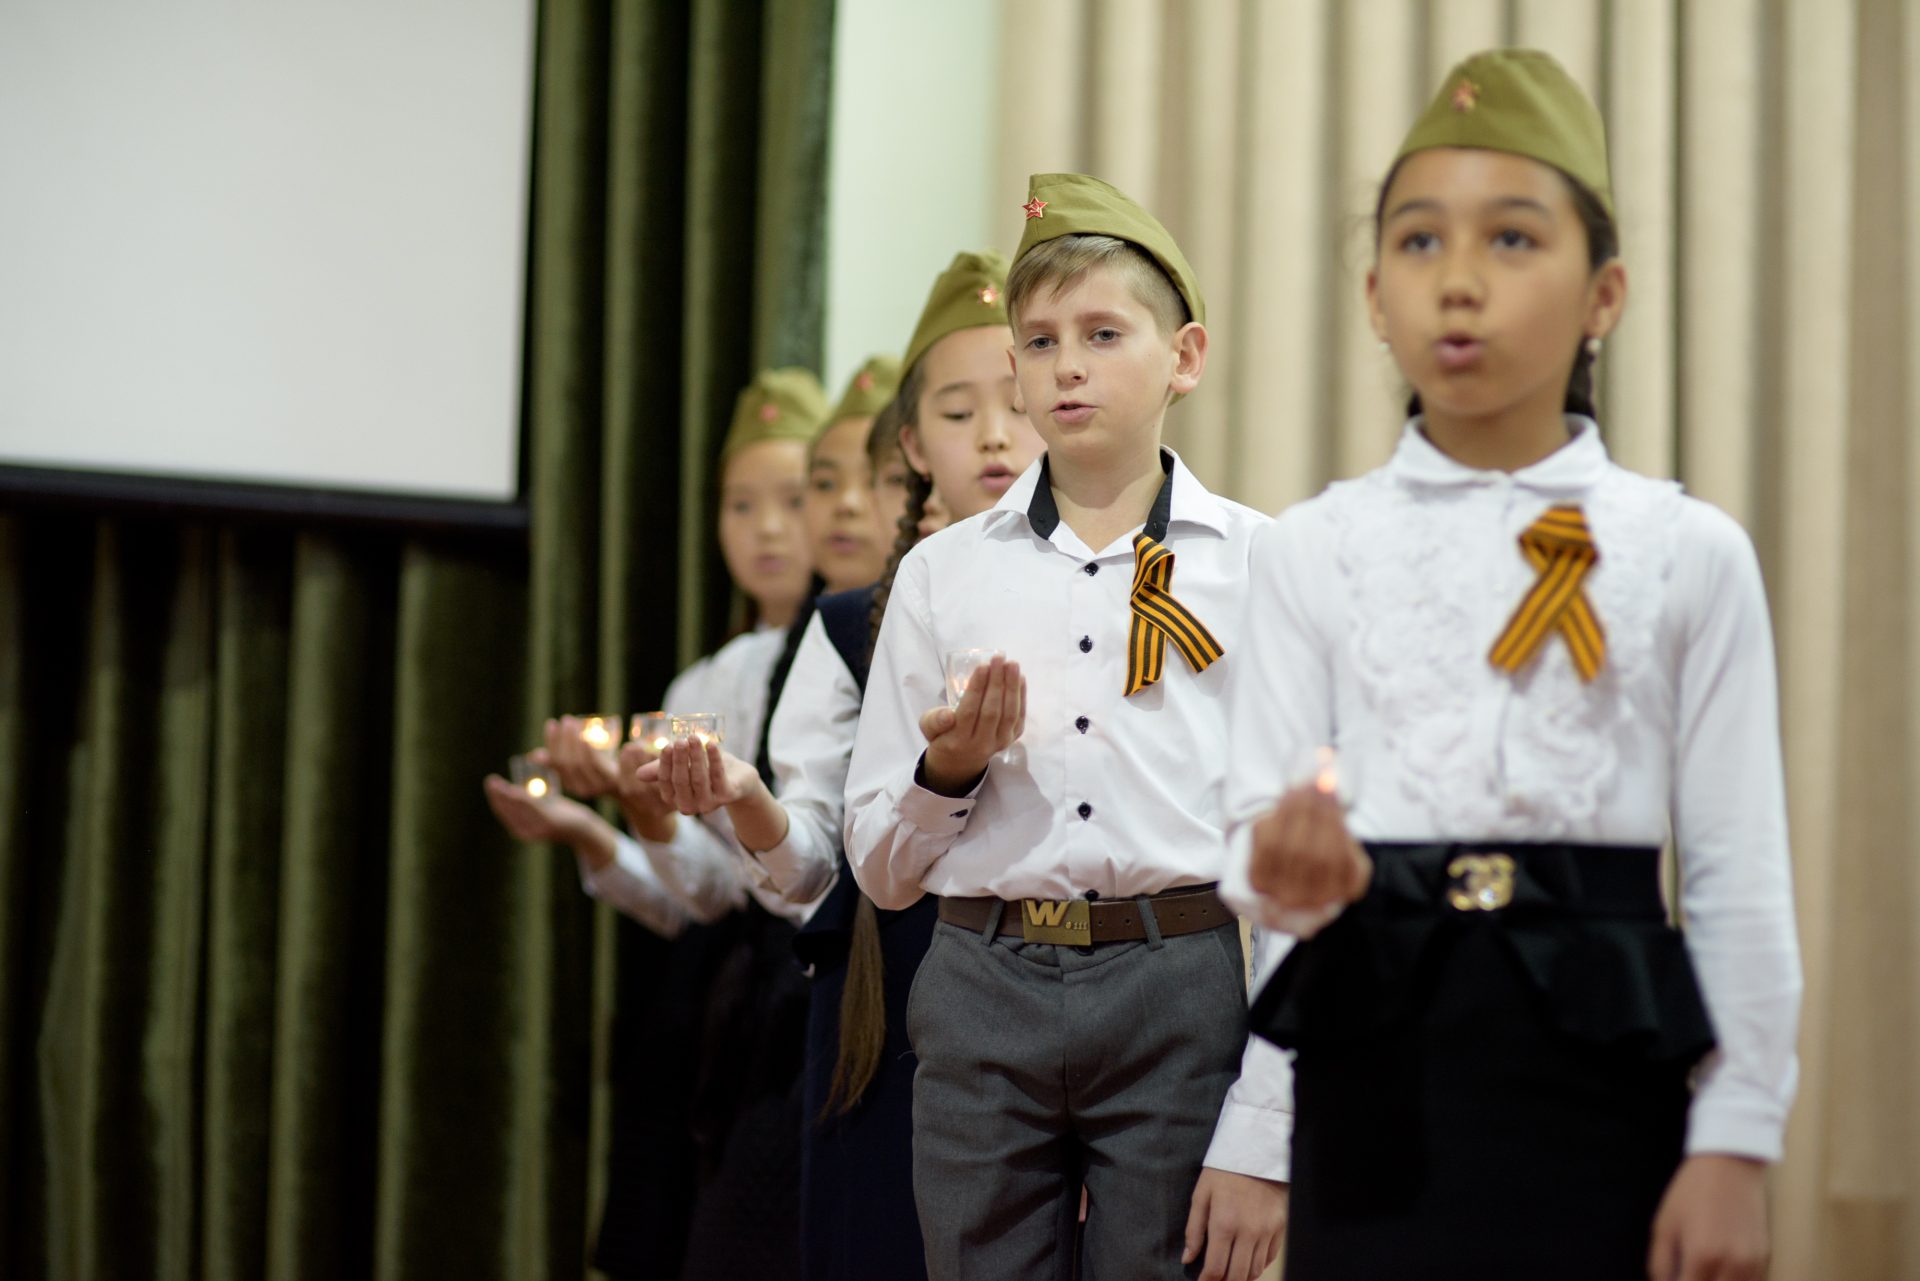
[1026,449,1175,544]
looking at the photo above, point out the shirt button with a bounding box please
[1074,715,1089,733]
[1077,801,1093,819]
[1079,636,1093,653]
[1083,562,1099,576]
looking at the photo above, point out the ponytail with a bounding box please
[828,370,932,1120]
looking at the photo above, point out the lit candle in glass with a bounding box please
[509,754,561,801]
[670,713,725,747]
[943,648,1002,710]
[577,714,622,762]
[1289,745,1353,809]
[630,712,673,754]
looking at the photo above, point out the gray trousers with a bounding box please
[905,904,1248,1281]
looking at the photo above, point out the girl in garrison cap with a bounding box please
[638,252,1044,1281]
[1220,49,1800,1281]
[489,369,827,1280]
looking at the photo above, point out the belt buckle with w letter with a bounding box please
[1020,897,1092,944]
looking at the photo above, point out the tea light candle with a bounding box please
[670,713,725,747]
[630,712,673,754]
[578,715,620,754]
[509,753,562,802]
[943,649,1002,710]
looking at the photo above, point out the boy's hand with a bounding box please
[1648,1154,1770,1281]
[919,656,1025,795]
[544,715,621,799]
[1183,1169,1287,1281]
[637,738,761,817]
[1246,783,1370,924]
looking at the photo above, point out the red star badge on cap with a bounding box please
[1451,79,1479,112]
[979,286,999,306]
[855,371,875,391]
[1022,197,1047,219]
[758,402,780,424]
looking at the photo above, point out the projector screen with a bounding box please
[0,0,535,506]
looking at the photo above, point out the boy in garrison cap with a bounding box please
[844,176,1291,1281]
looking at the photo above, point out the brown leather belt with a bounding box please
[937,884,1233,945]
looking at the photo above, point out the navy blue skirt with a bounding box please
[795,874,937,1281]
[1253,843,1715,1281]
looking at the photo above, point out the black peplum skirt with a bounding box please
[1252,842,1716,1281]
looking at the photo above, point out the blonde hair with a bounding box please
[1006,234,1188,337]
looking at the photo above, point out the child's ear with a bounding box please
[1168,321,1209,396]
[899,422,929,474]
[1007,346,1024,414]
[1585,258,1629,342]
[1365,268,1389,344]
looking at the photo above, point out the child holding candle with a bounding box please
[487,368,827,1280]
[642,251,1042,1281]
[842,182,1289,1281]
[1219,50,1801,1281]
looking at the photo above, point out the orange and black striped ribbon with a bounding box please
[1488,503,1607,683]
[1125,533,1224,696]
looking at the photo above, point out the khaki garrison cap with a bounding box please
[719,367,828,460]
[901,250,1012,374]
[827,354,901,427]
[1014,172,1206,327]
[1395,48,1613,215]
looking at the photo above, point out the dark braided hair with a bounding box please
[824,360,933,1121]
[866,358,931,656]
[1373,159,1617,422]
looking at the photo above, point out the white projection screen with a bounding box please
[0,0,535,514]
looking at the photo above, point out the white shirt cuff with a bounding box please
[1684,1093,1788,1163]
[1202,1095,1294,1183]
[896,753,986,835]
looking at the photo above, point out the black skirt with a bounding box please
[1251,843,1716,1281]
[793,870,936,1281]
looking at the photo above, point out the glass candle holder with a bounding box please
[576,713,622,762]
[630,712,673,754]
[943,648,1003,710]
[1288,744,1355,810]
[509,754,561,802]
[669,713,725,747]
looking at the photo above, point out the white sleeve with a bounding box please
[1203,926,1298,1182]
[844,556,981,910]
[1668,505,1802,1162]
[748,614,858,903]
[614,653,755,923]
[1219,508,1342,935]
[628,813,751,923]
[580,836,691,938]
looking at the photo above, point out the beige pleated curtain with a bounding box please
[996,2,1920,1277]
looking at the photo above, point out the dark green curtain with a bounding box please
[0,1,834,1277]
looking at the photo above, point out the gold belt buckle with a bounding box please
[1020,897,1092,944]
[1446,853,1516,912]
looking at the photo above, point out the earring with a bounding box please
[1378,340,1391,354]
[1585,336,1602,358]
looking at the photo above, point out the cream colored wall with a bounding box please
[823,0,1003,393]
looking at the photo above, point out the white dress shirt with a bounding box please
[751,612,862,902]
[1219,418,1803,1164]
[580,625,817,928]
[844,448,1295,1181]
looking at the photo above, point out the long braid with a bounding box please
[826,372,931,1120]
[866,362,929,656]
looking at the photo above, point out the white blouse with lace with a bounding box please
[1220,418,1802,1164]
